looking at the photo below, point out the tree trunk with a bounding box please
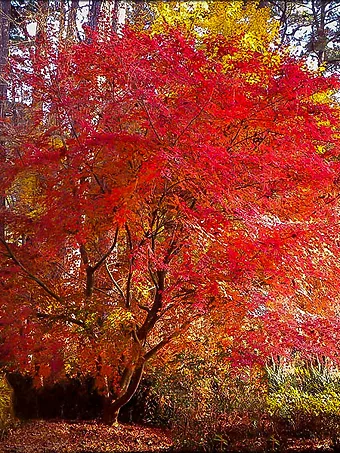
[313,0,327,67]
[89,0,102,30]
[36,0,49,44]
[0,0,9,118]
[66,0,80,41]
[103,362,145,424]
[113,1,126,34]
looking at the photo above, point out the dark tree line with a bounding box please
[3,1,340,73]
[259,0,340,71]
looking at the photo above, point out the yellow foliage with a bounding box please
[48,135,66,150]
[107,308,135,331]
[0,375,14,435]
[10,171,46,219]
[150,0,279,53]
[310,90,335,105]
[267,388,340,418]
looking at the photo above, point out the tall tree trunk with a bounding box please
[58,0,66,44]
[36,0,49,45]
[0,0,10,240]
[89,0,103,30]
[0,0,9,119]
[113,0,126,34]
[103,362,145,424]
[311,0,328,66]
[109,0,119,32]
[66,0,80,41]
[100,1,126,34]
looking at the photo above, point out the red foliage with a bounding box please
[1,27,340,388]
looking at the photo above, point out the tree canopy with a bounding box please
[1,7,340,422]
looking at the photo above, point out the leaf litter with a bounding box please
[0,420,173,453]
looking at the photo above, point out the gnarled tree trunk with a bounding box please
[103,362,145,424]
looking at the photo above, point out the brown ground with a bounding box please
[0,420,336,452]
[0,420,173,453]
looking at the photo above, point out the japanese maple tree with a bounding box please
[1,24,340,422]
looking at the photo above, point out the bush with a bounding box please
[146,349,268,451]
[266,360,340,441]
[146,354,340,451]
[0,374,15,438]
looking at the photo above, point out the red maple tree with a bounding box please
[1,26,339,422]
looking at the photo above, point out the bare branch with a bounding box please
[137,270,165,341]
[93,226,119,271]
[148,263,158,288]
[138,303,150,313]
[85,227,119,299]
[131,326,141,346]
[125,223,134,308]
[93,286,118,300]
[125,223,133,251]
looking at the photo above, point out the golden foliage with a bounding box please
[9,172,46,219]
[150,1,279,52]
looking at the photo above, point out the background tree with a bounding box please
[149,0,279,52]
[259,0,340,72]
[0,0,11,241]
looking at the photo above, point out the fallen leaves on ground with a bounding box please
[1,420,337,452]
[228,436,334,452]
[0,420,173,452]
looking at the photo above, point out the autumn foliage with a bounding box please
[1,24,340,420]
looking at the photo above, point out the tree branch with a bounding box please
[105,262,125,301]
[137,270,165,341]
[139,99,162,142]
[0,238,62,303]
[93,226,119,271]
[173,89,214,145]
[138,303,150,313]
[144,317,197,361]
[85,228,119,299]
[80,244,89,265]
[36,311,85,327]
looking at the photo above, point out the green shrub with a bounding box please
[266,360,340,439]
